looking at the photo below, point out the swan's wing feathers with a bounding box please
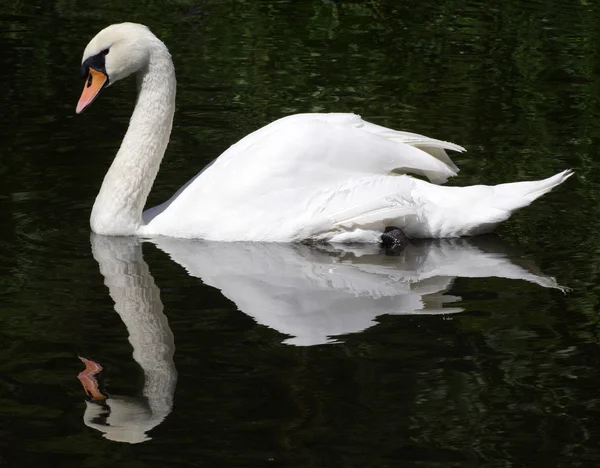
[345,115,464,173]
[333,204,415,228]
[307,176,418,230]
[412,146,460,173]
[210,113,462,185]
[354,119,466,151]
[152,114,465,233]
[296,114,462,184]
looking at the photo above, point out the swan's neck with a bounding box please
[91,46,176,235]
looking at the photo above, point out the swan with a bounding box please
[77,22,573,242]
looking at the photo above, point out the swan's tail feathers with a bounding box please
[456,169,575,235]
[309,170,573,241]
[418,169,576,237]
[493,169,574,210]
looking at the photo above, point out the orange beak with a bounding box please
[76,68,108,114]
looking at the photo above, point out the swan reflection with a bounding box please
[79,235,563,443]
[152,236,563,346]
[78,235,177,444]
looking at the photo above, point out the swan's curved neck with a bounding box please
[91,44,176,235]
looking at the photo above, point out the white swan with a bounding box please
[77,23,573,242]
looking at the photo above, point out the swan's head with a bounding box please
[77,23,160,114]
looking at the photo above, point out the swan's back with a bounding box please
[141,113,465,240]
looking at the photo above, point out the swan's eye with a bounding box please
[101,48,109,56]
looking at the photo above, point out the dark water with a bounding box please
[1,1,600,466]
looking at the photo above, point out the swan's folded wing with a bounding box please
[302,175,419,232]
[144,113,464,234]
[201,113,461,188]
[344,115,464,174]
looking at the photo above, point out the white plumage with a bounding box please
[78,23,572,242]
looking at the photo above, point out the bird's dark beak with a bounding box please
[76,68,108,114]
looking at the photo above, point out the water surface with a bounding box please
[0,1,599,467]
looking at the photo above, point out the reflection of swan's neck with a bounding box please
[90,235,177,443]
[91,43,176,235]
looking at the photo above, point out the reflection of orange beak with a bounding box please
[77,356,107,401]
[76,68,108,114]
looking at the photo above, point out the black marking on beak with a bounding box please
[81,49,109,79]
